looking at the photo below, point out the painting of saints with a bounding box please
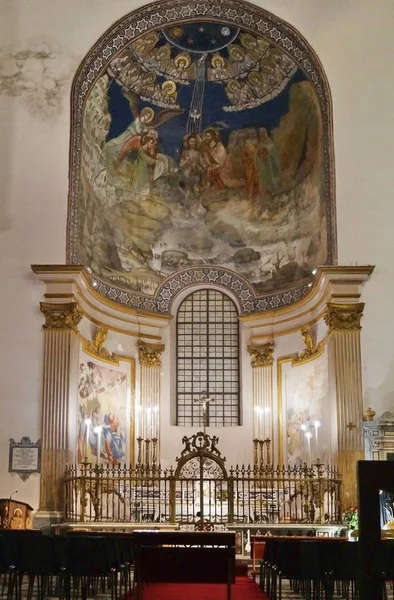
[106,105,155,176]
[201,128,244,190]
[128,130,176,198]
[76,360,128,465]
[254,127,280,201]
[242,132,260,200]
[107,89,183,181]
[129,131,159,197]
[180,134,204,195]
[103,412,126,464]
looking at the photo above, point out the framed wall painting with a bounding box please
[278,351,331,468]
[76,348,135,466]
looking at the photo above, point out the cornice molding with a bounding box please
[242,265,373,338]
[32,265,373,339]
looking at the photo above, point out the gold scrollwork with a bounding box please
[40,302,83,332]
[294,328,324,363]
[138,340,165,367]
[85,326,115,362]
[324,302,365,332]
[247,341,274,367]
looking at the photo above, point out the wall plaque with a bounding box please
[9,437,41,481]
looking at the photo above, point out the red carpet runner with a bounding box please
[137,576,266,599]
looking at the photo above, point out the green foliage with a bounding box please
[343,507,358,530]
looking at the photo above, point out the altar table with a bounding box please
[133,530,236,600]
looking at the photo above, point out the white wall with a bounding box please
[1,0,393,510]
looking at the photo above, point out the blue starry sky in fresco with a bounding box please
[107,21,307,161]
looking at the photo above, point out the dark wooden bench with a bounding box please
[133,530,236,600]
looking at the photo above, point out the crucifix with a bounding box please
[194,392,214,434]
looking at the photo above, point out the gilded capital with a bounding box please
[247,341,274,367]
[324,302,365,332]
[138,340,165,367]
[40,302,83,332]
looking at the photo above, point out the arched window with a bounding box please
[176,289,240,427]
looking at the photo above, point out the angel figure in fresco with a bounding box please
[107,89,183,172]
[239,33,270,62]
[131,31,160,58]
[168,52,195,81]
[225,79,254,107]
[248,71,266,99]
[152,80,178,106]
[227,44,255,76]
[144,43,172,72]
[207,54,232,81]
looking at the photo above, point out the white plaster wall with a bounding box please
[1,0,393,510]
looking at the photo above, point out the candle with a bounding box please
[146,407,152,439]
[136,404,142,438]
[314,420,320,459]
[305,431,312,464]
[85,418,91,460]
[94,426,103,465]
[254,406,262,439]
[153,406,159,438]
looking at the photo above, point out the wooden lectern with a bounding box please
[0,499,34,529]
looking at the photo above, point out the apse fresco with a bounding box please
[78,21,327,297]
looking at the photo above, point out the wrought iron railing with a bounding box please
[64,460,341,525]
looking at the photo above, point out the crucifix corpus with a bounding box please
[194,392,214,434]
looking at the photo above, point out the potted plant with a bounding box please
[343,506,358,540]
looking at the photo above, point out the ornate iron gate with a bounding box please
[173,432,229,526]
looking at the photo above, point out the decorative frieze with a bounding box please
[40,302,83,332]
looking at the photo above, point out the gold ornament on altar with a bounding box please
[247,341,274,367]
[138,340,165,367]
[324,303,365,332]
[363,407,376,422]
[40,302,83,332]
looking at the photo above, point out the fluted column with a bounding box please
[38,302,82,518]
[247,342,274,466]
[324,302,365,507]
[137,340,165,467]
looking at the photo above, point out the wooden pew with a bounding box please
[133,530,236,600]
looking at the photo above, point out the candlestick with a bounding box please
[85,418,91,460]
[136,436,143,466]
[314,420,320,459]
